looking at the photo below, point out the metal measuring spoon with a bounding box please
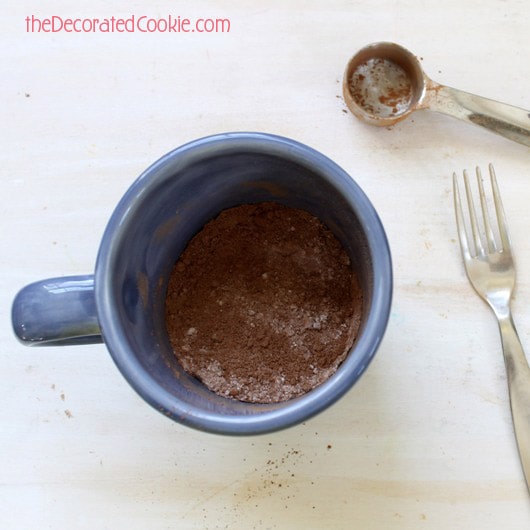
[343,42,530,147]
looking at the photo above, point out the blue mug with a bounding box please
[12,132,392,435]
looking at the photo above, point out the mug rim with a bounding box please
[95,132,393,435]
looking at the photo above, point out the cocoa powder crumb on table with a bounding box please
[165,202,363,403]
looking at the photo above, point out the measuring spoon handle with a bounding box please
[425,83,530,147]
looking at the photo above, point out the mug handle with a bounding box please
[12,275,103,346]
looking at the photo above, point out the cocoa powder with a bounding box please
[348,57,413,117]
[165,202,363,403]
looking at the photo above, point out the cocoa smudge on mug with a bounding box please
[165,202,363,403]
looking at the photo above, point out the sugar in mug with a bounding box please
[12,132,392,435]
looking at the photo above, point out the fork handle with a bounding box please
[425,83,530,148]
[498,314,530,490]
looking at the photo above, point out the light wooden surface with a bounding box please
[2,1,530,528]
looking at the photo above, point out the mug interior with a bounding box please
[95,133,391,434]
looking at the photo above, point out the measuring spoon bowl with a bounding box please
[343,42,530,147]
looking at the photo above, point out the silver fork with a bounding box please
[454,164,530,492]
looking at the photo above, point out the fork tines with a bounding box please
[453,163,511,259]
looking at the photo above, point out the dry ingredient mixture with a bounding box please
[348,57,413,117]
[165,202,363,403]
